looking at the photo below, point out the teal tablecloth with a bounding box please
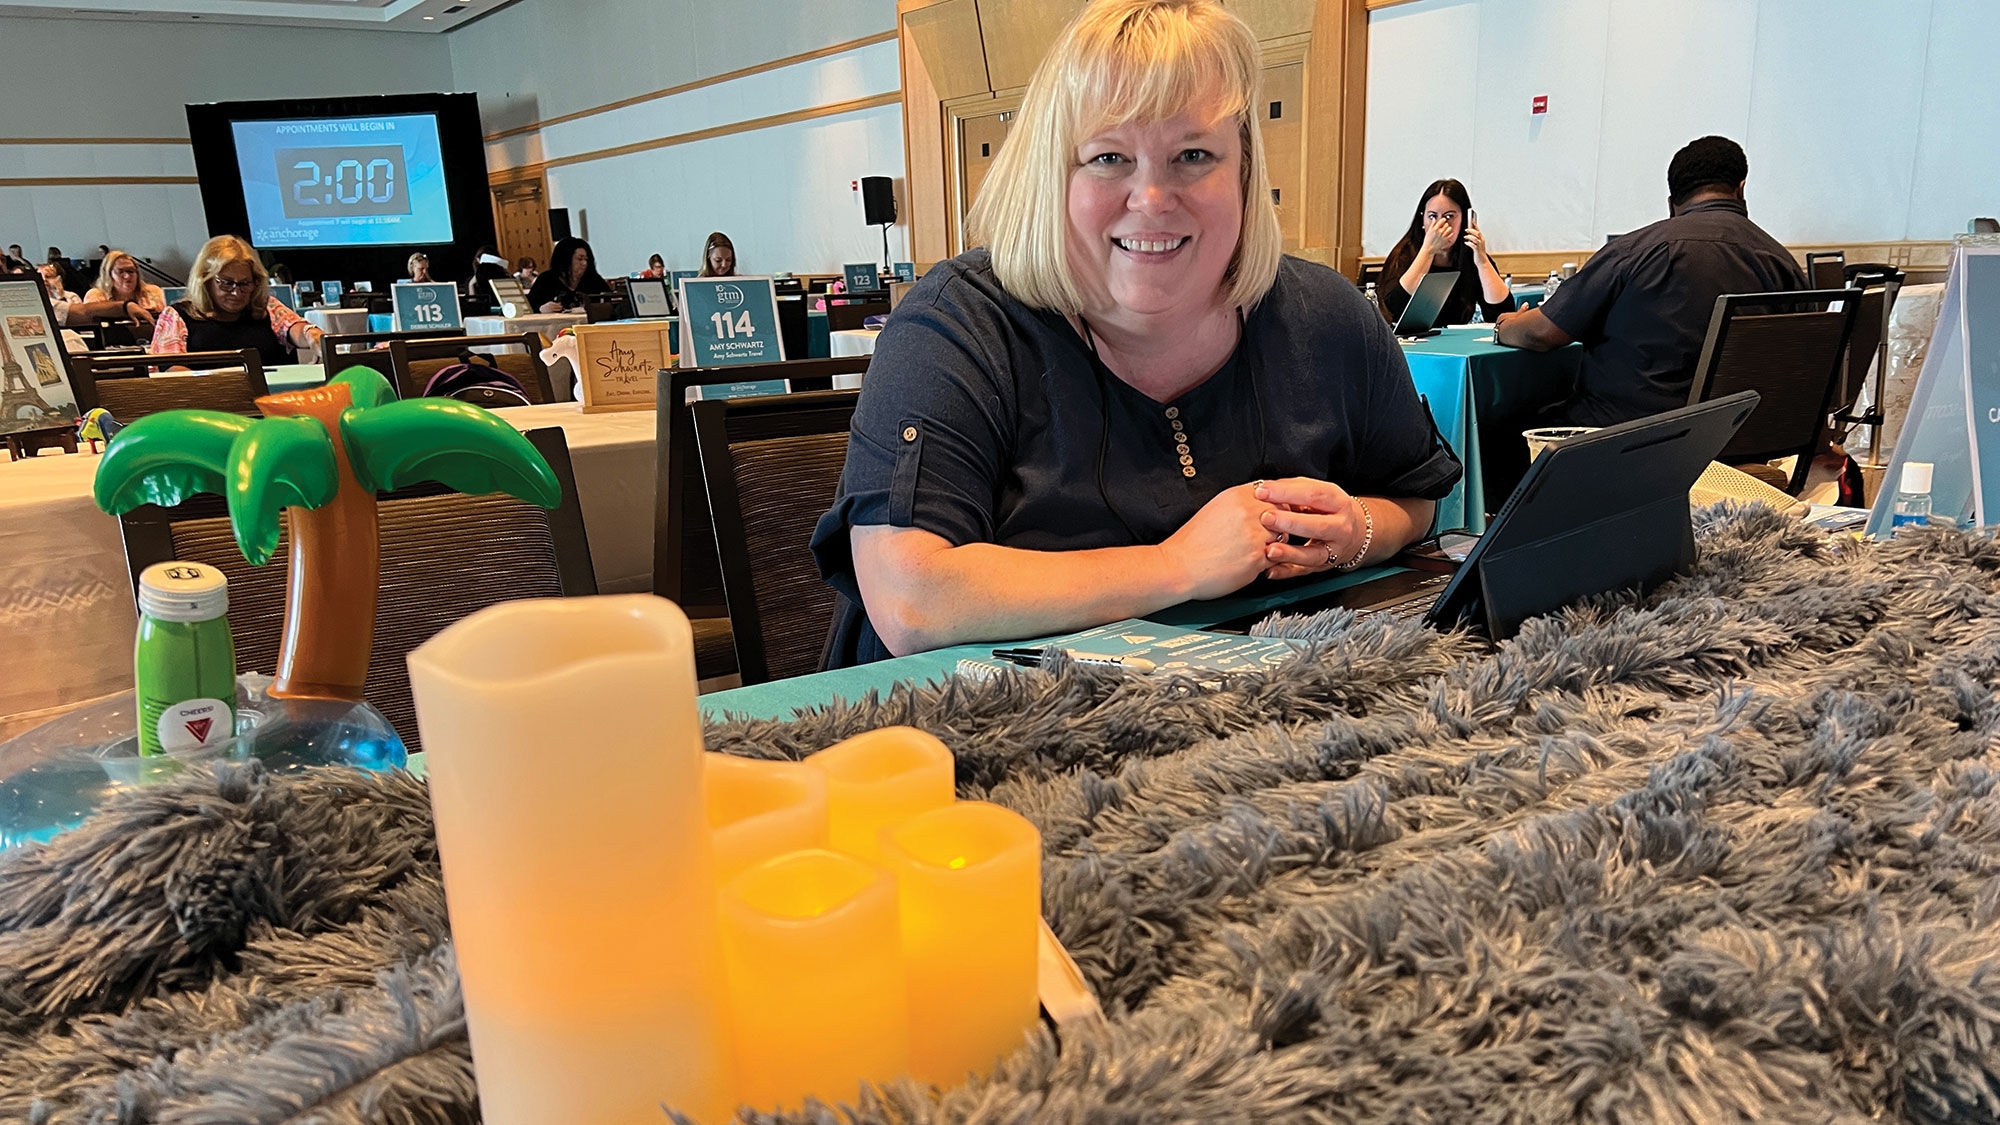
[368,313,395,333]
[1400,327,1580,533]
[697,567,1391,722]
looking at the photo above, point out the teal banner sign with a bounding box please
[843,263,882,293]
[391,282,462,332]
[676,276,785,367]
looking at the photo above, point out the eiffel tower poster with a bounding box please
[0,279,79,438]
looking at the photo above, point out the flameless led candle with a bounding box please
[407,595,731,1125]
[705,753,828,887]
[804,726,956,862]
[721,849,911,1114]
[879,801,1042,1088]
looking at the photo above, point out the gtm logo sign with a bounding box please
[716,285,745,309]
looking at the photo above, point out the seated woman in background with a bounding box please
[1378,179,1514,326]
[810,0,1459,666]
[697,231,736,277]
[642,253,666,279]
[37,262,79,325]
[513,257,539,287]
[150,235,323,364]
[75,249,166,334]
[528,237,607,313]
[407,252,434,283]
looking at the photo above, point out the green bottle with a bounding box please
[135,561,237,757]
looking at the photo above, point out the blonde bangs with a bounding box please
[184,235,271,321]
[973,0,1283,315]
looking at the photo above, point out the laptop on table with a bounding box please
[1391,269,1459,339]
[1213,391,1762,639]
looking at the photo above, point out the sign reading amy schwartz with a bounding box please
[572,321,672,413]
[676,276,785,367]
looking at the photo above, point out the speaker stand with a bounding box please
[880,223,891,277]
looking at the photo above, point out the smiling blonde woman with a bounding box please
[811,0,1461,667]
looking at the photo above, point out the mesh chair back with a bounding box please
[1688,288,1860,493]
[73,349,268,419]
[657,360,864,681]
[388,333,553,403]
[691,389,859,684]
[116,427,594,752]
[1804,251,1846,291]
[1832,267,1904,422]
[321,330,455,384]
[827,300,888,331]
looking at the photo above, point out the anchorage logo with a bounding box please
[715,284,745,309]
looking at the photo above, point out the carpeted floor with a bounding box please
[4,505,1999,1124]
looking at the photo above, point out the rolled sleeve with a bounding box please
[1355,319,1463,502]
[810,283,1013,599]
[149,306,187,354]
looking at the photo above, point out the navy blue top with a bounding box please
[810,248,1463,667]
[1540,197,1805,426]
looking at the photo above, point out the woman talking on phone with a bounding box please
[1378,178,1514,326]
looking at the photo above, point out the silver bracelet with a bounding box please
[1332,497,1374,571]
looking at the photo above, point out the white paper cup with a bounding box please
[1523,425,1598,462]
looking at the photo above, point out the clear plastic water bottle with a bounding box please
[1363,281,1380,316]
[1892,461,1933,529]
[1545,269,1562,298]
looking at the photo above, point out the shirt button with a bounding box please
[901,426,917,442]
[1178,453,1193,466]
[1182,465,1197,478]
[1176,443,1189,456]
[1164,406,1179,420]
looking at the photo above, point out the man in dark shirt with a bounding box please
[1494,136,1804,426]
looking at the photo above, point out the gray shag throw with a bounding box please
[6,505,2000,1124]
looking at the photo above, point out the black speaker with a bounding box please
[860,176,896,226]
[548,207,572,241]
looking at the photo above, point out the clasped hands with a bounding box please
[1162,478,1371,600]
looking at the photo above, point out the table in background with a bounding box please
[1400,327,1580,532]
[0,401,657,731]
[303,307,369,339]
[830,328,880,358]
[804,310,831,358]
[462,312,586,344]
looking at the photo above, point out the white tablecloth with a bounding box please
[830,328,881,357]
[0,401,656,731]
[463,312,587,344]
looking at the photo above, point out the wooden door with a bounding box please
[491,176,552,272]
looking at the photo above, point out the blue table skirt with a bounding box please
[1401,327,1580,533]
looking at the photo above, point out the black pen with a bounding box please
[991,647,1158,671]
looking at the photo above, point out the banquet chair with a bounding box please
[320,329,457,384]
[72,350,268,420]
[388,333,553,403]
[1686,289,1860,494]
[1828,267,1904,453]
[114,426,594,753]
[691,389,859,684]
[1804,250,1846,291]
[656,358,866,683]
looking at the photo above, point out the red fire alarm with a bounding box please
[1531,95,1548,115]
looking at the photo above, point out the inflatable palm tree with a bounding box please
[93,367,559,702]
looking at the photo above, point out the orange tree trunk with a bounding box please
[257,383,381,701]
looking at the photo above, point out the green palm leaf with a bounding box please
[224,417,340,565]
[93,410,255,515]
[327,366,398,411]
[340,399,560,508]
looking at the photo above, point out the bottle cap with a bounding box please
[139,561,229,622]
[1900,461,1933,494]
